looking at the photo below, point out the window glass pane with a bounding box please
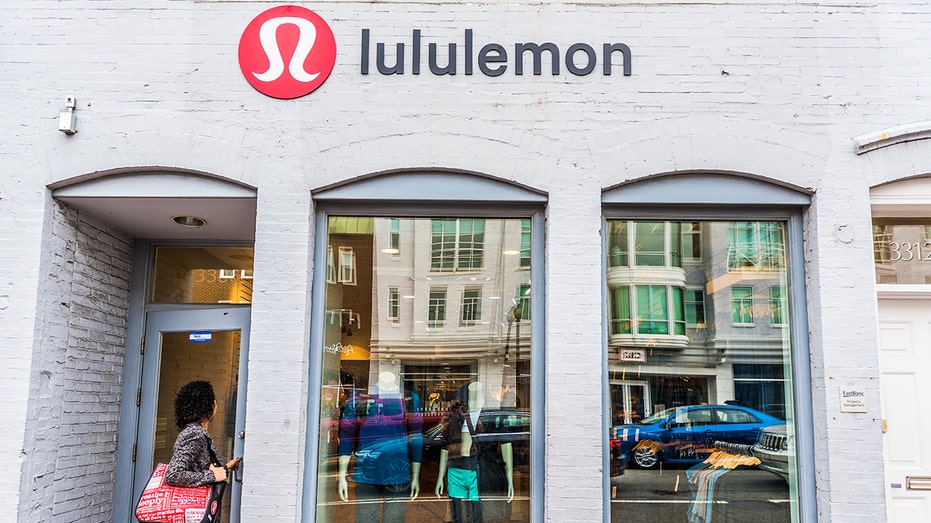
[316,216,533,523]
[635,222,666,266]
[428,287,447,328]
[672,287,685,335]
[607,221,629,267]
[636,285,669,335]
[460,286,482,326]
[685,289,705,325]
[388,287,400,323]
[519,218,532,268]
[770,287,786,325]
[732,286,753,325]
[669,222,682,268]
[607,220,797,523]
[610,287,631,335]
[388,217,400,254]
[682,222,702,260]
[871,220,931,284]
[151,246,254,304]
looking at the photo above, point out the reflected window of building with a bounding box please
[681,221,702,261]
[606,219,799,523]
[609,287,632,335]
[731,286,754,325]
[389,217,401,255]
[431,218,485,271]
[314,216,534,523]
[608,285,684,336]
[520,218,532,268]
[770,287,787,325]
[428,287,447,328]
[607,221,685,268]
[339,247,357,284]
[516,284,532,322]
[327,246,336,283]
[684,288,705,326]
[461,286,482,326]
[728,222,785,270]
[151,246,254,304]
[388,287,400,323]
[607,222,629,267]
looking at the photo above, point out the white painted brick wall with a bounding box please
[4,0,931,521]
[15,201,132,522]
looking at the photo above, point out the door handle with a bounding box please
[907,476,931,490]
[235,459,244,482]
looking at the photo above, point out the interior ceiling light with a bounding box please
[171,215,207,228]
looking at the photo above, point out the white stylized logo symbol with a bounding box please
[252,17,319,83]
[238,5,337,99]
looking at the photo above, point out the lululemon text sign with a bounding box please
[238,5,337,99]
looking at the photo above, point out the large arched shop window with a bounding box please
[303,171,546,523]
[601,173,814,523]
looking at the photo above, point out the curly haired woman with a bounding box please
[165,380,241,487]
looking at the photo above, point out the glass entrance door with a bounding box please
[134,307,251,523]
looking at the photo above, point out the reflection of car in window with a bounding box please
[423,409,531,465]
[614,405,784,469]
[751,424,792,482]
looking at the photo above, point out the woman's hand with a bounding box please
[210,464,227,483]
[226,457,242,471]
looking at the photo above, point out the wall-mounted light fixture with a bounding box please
[58,96,77,135]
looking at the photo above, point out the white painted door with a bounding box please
[879,298,931,521]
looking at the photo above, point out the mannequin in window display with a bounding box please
[337,371,423,522]
[435,381,515,523]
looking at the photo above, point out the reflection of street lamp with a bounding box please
[512,303,523,373]
[505,303,523,372]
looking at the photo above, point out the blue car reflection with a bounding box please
[614,405,784,469]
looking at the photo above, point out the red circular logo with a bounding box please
[238,5,337,99]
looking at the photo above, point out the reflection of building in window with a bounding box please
[388,217,400,255]
[338,247,356,284]
[388,287,400,323]
[609,285,685,335]
[327,246,335,283]
[770,287,787,325]
[685,288,705,326]
[639,285,671,334]
[606,220,790,424]
[728,222,784,270]
[607,222,628,267]
[430,218,485,271]
[516,284,531,321]
[731,286,754,325]
[460,286,482,326]
[520,219,531,268]
[681,222,702,261]
[635,222,669,266]
[606,221,684,268]
[428,287,447,328]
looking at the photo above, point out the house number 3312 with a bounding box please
[888,241,931,261]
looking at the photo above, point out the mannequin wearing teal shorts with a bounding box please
[435,382,514,523]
